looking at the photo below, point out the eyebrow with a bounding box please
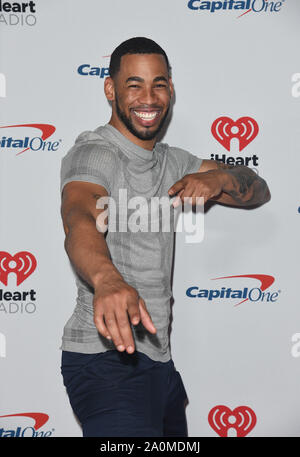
[125,76,168,83]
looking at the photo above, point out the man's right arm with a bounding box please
[60,180,156,354]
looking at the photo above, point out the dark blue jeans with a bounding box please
[61,349,189,437]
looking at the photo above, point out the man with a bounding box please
[60,37,270,437]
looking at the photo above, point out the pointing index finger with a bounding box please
[168,179,185,196]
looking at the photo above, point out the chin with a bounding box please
[134,120,165,140]
[135,129,159,141]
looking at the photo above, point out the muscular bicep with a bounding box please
[60,181,109,236]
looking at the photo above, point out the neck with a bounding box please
[108,114,156,151]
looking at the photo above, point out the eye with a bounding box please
[155,84,167,88]
[128,84,140,88]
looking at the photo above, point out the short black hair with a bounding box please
[109,37,171,79]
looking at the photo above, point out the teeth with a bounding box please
[133,111,158,120]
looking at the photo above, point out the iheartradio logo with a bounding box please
[211,116,259,152]
[0,251,37,286]
[208,405,257,437]
[210,116,259,168]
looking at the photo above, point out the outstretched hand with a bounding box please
[168,170,224,206]
[93,276,157,354]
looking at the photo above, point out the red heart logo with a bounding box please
[211,116,259,152]
[208,405,257,437]
[0,251,37,286]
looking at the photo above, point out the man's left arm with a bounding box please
[168,159,271,207]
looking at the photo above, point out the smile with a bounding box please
[133,110,160,120]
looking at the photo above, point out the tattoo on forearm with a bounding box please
[214,162,270,205]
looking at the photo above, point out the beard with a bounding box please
[115,93,170,141]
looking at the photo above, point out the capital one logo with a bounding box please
[208,405,257,437]
[0,73,6,98]
[77,55,110,79]
[187,0,286,16]
[0,123,60,155]
[0,251,37,286]
[0,413,53,437]
[212,273,276,306]
[0,413,48,430]
[186,273,280,307]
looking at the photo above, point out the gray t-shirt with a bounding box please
[60,123,203,362]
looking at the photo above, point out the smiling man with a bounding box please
[60,37,270,438]
[113,60,170,141]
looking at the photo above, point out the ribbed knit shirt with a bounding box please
[60,123,203,362]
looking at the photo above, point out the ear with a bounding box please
[104,77,115,101]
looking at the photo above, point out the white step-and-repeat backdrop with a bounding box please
[1,0,300,437]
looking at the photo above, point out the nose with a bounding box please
[137,85,158,106]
